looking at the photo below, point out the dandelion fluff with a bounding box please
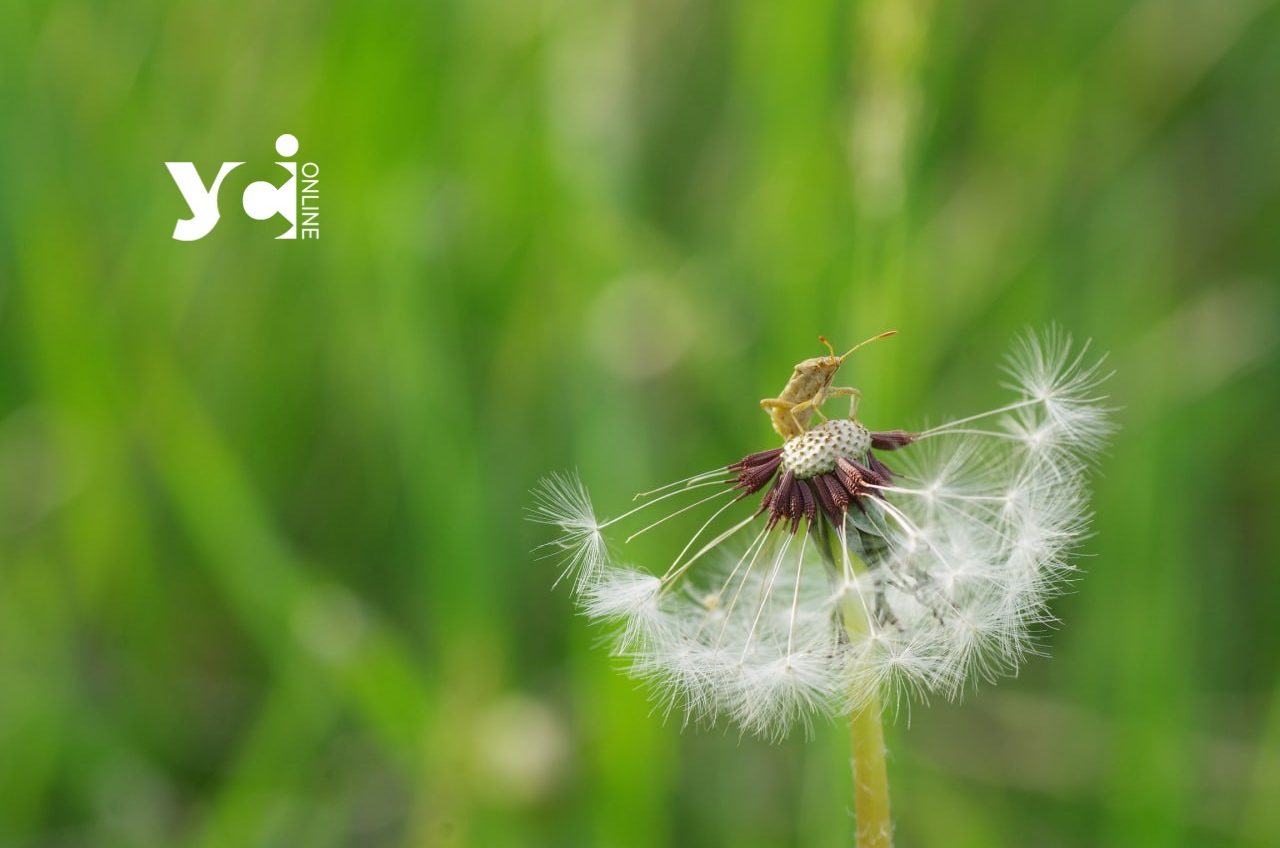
[532,328,1113,740]
[529,472,607,591]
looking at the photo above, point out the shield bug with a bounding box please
[759,330,897,440]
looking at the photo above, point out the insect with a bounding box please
[759,330,897,440]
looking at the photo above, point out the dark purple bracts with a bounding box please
[870,430,916,451]
[726,439,904,533]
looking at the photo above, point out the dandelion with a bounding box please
[531,327,1112,847]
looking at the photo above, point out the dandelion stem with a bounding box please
[832,537,893,848]
[848,687,893,848]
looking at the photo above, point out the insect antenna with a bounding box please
[839,329,898,361]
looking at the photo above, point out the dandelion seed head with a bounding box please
[531,328,1113,740]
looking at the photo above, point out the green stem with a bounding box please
[821,520,892,848]
[848,684,892,848]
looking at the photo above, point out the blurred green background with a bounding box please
[1,1,1278,846]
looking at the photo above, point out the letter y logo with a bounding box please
[165,161,243,241]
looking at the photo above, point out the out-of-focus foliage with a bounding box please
[0,1,1278,846]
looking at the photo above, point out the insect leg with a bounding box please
[825,386,862,419]
[760,397,806,438]
[788,396,821,421]
[790,388,839,425]
[780,397,817,433]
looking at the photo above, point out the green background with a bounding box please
[2,1,1278,846]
